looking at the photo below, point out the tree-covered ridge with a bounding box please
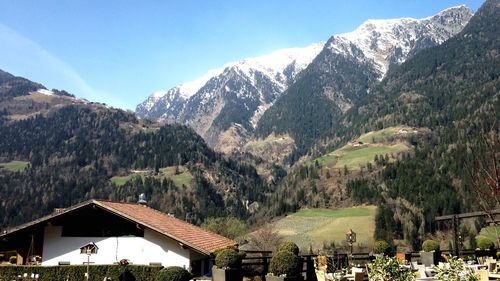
[256,0,499,249]
[256,44,379,162]
[342,0,499,134]
[0,69,45,100]
[0,98,267,228]
[335,0,499,247]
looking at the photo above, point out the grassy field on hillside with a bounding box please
[159,166,193,187]
[358,126,413,143]
[269,206,377,251]
[477,226,500,247]
[0,160,29,172]
[110,166,193,187]
[334,144,409,169]
[110,174,137,186]
[313,126,414,170]
[315,143,409,170]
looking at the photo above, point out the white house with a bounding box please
[0,200,236,276]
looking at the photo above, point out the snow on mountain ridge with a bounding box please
[331,5,473,77]
[176,67,225,99]
[232,42,325,76]
[136,5,473,152]
[137,42,324,121]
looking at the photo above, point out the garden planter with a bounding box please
[266,275,303,281]
[475,249,495,258]
[420,251,439,266]
[212,267,242,281]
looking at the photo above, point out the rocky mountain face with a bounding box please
[137,5,473,156]
[136,43,324,151]
[256,5,474,160]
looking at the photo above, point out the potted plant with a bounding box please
[420,239,440,266]
[155,266,192,281]
[212,247,243,281]
[373,240,391,256]
[368,255,414,281]
[267,250,302,281]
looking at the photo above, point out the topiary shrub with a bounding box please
[496,251,500,260]
[373,240,391,255]
[215,248,242,269]
[277,241,300,255]
[422,240,440,252]
[9,256,16,264]
[269,251,301,277]
[155,266,192,281]
[477,237,494,250]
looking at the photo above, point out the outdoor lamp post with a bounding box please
[346,229,356,266]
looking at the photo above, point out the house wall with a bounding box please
[41,226,193,268]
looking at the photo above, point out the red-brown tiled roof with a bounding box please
[94,200,236,255]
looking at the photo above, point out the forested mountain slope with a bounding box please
[263,0,499,248]
[0,72,268,228]
[255,6,473,162]
[137,6,472,159]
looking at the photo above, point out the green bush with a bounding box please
[9,256,17,264]
[155,266,192,281]
[269,251,301,277]
[214,248,242,269]
[422,240,440,252]
[432,256,477,281]
[277,241,300,255]
[373,240,391,255]
[368,255,413,281]
[496,251,500,260]
[477,237,494,250]
[0,265,162,281]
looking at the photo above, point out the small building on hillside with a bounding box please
[0,199,236,276]
[348,140,364,147]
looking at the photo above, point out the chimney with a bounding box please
[137,193,147,206]
[54,208,66,214]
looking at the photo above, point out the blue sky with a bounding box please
[0,0,484,110]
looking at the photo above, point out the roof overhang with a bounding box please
[1,200,234,256]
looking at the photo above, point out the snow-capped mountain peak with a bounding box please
[136,5,473,152]
[136,42,324,123]
[329,5,473,77]
[176,67,225,99]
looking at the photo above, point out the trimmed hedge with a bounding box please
[422,240,440,252]
[155,266,192,281]
[373,240,391,255]
[0,265,162,281]
[269,251,301,277]
[277,241,300,255]
[214,248,243,269]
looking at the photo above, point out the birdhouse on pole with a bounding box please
[80,242,99,255]
[80,242,98,281]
